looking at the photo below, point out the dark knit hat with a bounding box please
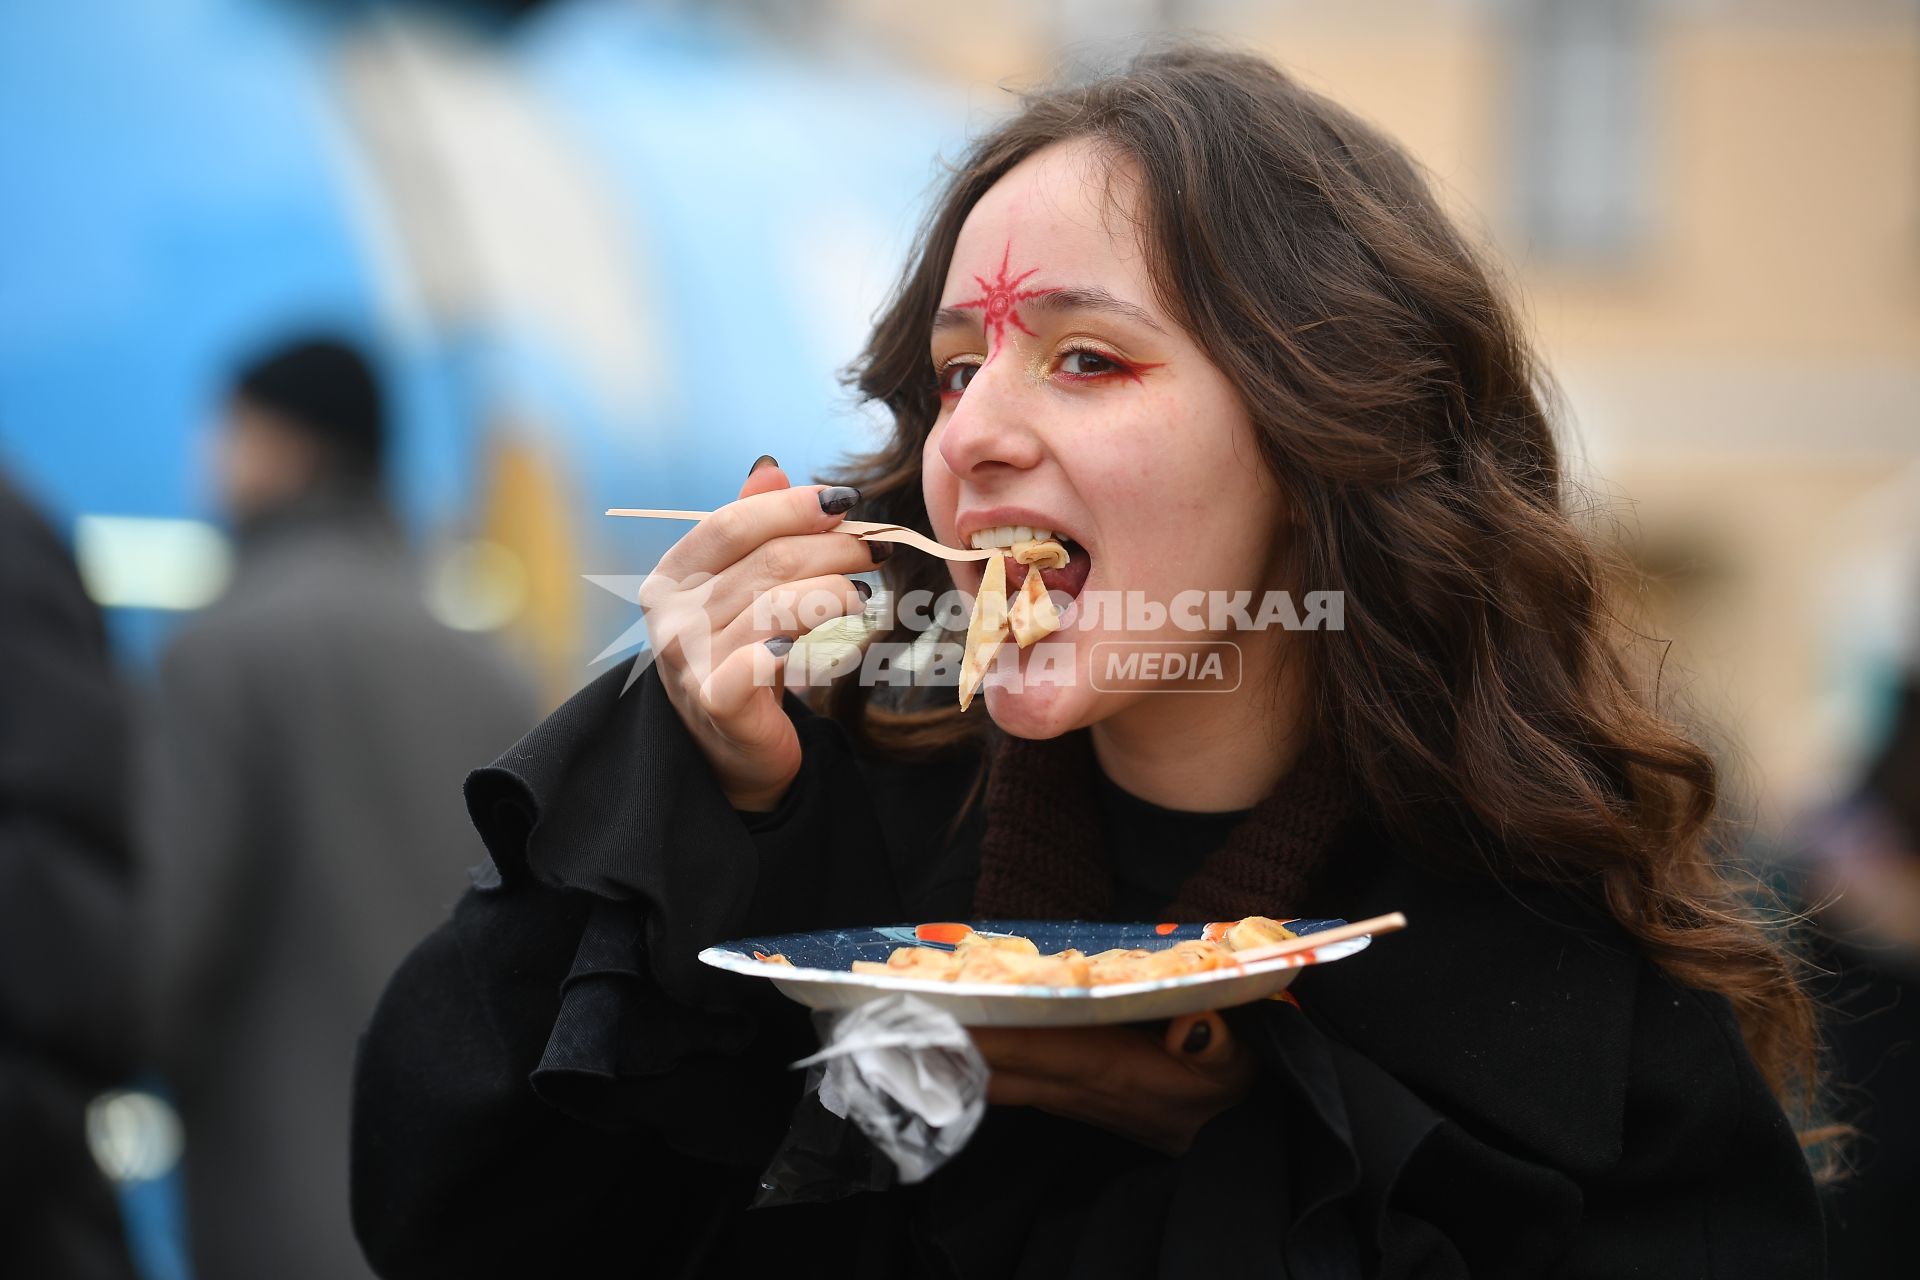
[234,337,385,477]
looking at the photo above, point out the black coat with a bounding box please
[351,662,1824,1278]
[0,470,138,1280]
[138,491,539,1280]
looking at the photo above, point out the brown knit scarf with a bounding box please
[971,728,1354,922]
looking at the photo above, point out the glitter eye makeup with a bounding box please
[1049,347,1164,386]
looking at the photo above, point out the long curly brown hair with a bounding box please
[822,44,1823,1139]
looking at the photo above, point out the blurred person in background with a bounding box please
[1799,660,1920,1279]
[139,336,539,1280]
[0,465,139,1279]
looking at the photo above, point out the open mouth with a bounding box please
[964,523,1093,599]
[951,517,1095,709]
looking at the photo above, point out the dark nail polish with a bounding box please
[748,454,779,477]
[1181,1019,1212,1055]
[818,486,859,515]
[765,636,795,656]
[853,579,873,603]
[867,540,893,564]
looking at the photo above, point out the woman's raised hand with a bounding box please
[639,457,884,812]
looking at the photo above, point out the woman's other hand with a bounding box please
[640,456,882,812]
[970,1011,1254,1154]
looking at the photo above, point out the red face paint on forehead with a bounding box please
[953,240,1058,360]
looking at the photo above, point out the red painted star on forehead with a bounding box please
[953,240,1059,360]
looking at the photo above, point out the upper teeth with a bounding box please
[968,525,1054,550]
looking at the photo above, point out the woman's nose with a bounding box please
[934,360,1045,480]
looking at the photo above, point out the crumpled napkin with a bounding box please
[791,994,989,1184]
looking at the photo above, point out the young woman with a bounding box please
[351,47,1826,1277]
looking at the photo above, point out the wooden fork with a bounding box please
[605,508,994,561]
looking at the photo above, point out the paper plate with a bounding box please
[698,918,1367,1027]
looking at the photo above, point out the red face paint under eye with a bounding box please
[1056,351,1165,385]
[952,240,1058,362]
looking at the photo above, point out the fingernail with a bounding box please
[853,579,873,603]
[748,454,779,477]
[1181,1019,1212,1055]
[765,636,795,656]
[867,540,892,564]
[818,486,859,515]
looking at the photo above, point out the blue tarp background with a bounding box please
[0,0,963,668]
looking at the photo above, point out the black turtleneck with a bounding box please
[1093,770,1251,919]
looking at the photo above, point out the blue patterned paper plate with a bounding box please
[699,917,1367,1027]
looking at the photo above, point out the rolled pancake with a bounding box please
[851,946,966,979]
[1009,567,1061,648]
[954,932,1041,956]
[1010,538,1069,570]
[953,947,1092,987]
[957,550,1010,710]
[1218,915,1296,950]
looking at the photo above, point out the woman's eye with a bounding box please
[938,362,979,397]
[1060,350,1120,377]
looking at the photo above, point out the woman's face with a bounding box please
[923,138,1292,739]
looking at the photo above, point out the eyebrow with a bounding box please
[932,285,1167,336]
